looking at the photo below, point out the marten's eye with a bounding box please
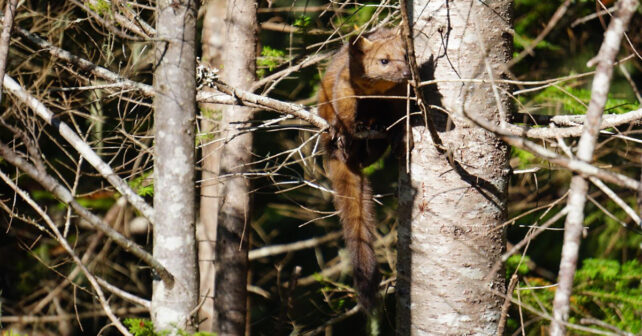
[380,58,389,65]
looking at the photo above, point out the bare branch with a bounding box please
[507,108,642,139]
[5,18,155,95]
[0,169,133,336]
[95,276,151,309]
[201,79,329,129]
[551,1,638,334]
[249,231,342,260]
[301,305,361,336]
[0,141,175,287]
[463,110,640,191]
[3,74,155,223]
[69,0,147,41]
[589,176,641,226]
[497,274,519,336]
[0,307,148,323]
[509,0,572,67]
[398,0,444,152]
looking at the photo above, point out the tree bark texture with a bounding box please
[152,0,199,333]
[397,1,513,335]
[0,0,17,105]
[213,0,257,334]
[197,0,226,331]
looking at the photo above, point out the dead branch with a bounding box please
[201,79,329,129]
[509,0,572,67]
[249,231,342,260]
[0,141,175,287]
[69,0,146,41]
[550,1,638,334]
[0,169,133,336]
[0,307,147,323]
[399,0,444,152]
[95,276,151,309]
[3,74,155,222]
[463,107,640,192]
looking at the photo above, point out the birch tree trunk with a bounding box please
[397,0,513,334]
[152,0,199,333]
[213,0,257,334]
[197,0,226,331]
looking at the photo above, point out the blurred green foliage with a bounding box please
[512,259,642,334]
[124,318,218,336]
[257,46,287,78]
[526,85,639,115]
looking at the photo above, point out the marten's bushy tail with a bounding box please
[327,158,379,310]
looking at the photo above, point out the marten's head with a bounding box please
[349,28,411,86]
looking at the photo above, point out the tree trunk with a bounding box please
[152,0,199,333]
[396,0,513,334]
[197,0,226,331]
[213,0,257,334]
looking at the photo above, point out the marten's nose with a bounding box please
[402,69,411,79]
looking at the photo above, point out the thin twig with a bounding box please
[0,307,148,323]
[509,0,572,67]
[589,176,641,226]
[579,318,635,336]
[462,110,641,192]
[571,6,617,27]
[95,276,151,309]
[301,305,361,336]
[249,231,342,260]
[0,141,175,287]
[0,170,133,336]
[497,274,519,336]
[3,74,155,223]
[69,0,146,41]
[398,0,444,152]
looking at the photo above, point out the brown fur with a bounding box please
[318,28,410,310]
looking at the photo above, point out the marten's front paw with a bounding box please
[354,122,370,133]
[370,123,386,132]
[354,123,386,137]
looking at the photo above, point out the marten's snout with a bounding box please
[402,69,411,79]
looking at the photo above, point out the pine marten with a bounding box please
[318,28,410,310]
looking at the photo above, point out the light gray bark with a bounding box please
[213,0,257,334]
[197,0,226,331]
[397,1,513,335]
[152,0,199,333]
[0,0,17,104]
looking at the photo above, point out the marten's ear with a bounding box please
[354,36,373,51]
[348,35,372,55]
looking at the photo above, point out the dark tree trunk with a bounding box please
[213,0,257,334]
